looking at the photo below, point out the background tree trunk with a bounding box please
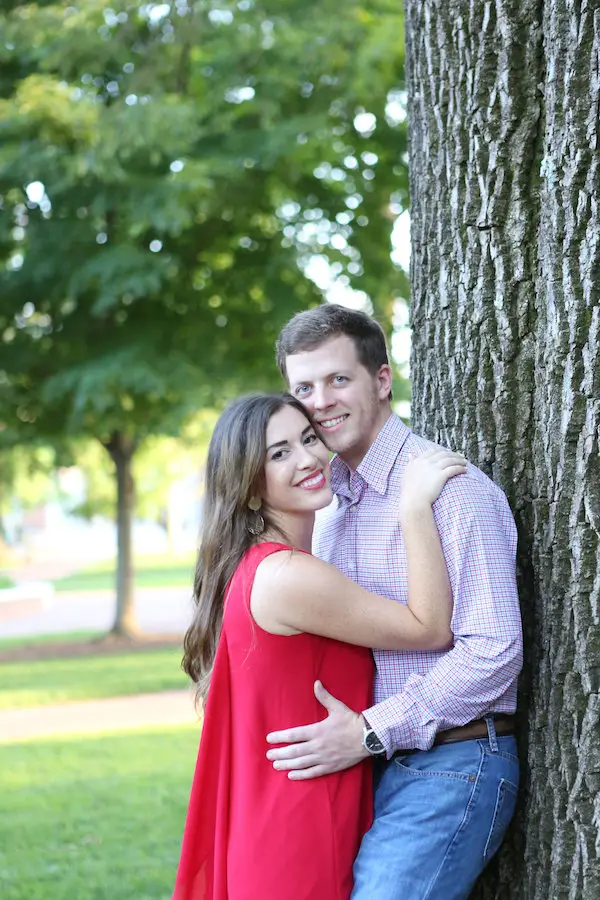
[403,1,599,897]
[104,432,138,637]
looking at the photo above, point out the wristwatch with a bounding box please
[362,720,386,757]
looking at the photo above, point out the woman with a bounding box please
[173,393,466,900]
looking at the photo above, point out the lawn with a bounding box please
[0,630,102,651]
[53,553,196,593]
[0,648,187,711]
[0,724,200,900]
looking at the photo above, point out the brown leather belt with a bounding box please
[434,714,515,746]
[393,715,515,758]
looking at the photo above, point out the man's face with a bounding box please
[285,335,392,470]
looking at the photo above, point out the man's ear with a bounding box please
[376,364,393,400]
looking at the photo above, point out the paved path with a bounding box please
[0,689,201,744]
[0,586,200,744]
[0,586,194,638]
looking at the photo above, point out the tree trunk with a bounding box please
[103,432,138,637]
[404,1,599,898]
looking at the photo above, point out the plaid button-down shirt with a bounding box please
[313,414,523,756]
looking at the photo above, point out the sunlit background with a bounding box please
[0,4,412,897]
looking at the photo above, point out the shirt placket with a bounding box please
[344,473,364,580]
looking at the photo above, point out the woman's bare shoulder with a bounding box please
[251,548,318,635]
[253,546,326,589]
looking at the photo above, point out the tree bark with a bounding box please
[103,432,138,637]
[404,1,599,897]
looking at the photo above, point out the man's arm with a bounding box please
[366,481,523,755]
[266,631,521,778]
[363,629,521,757]
[266,478,523,777]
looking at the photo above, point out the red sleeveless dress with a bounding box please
[172,542,374,900]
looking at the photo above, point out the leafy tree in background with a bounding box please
[71,410,218,548]
[0,444,59,552]
[0,1,408,633]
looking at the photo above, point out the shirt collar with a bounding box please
[329,414,411,497]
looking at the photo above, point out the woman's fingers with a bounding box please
[406,449,467,471]
[400,449,468,508]
[439,456,467,470]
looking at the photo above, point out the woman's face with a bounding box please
[261,405,332,516]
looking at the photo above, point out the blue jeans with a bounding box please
[351,722,519,900]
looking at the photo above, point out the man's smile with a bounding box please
[316,414,349,431]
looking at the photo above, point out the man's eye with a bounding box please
[333,376,347,384]
[295,385,310,395]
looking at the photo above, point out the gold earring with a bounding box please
[248,513,265,536]
[247,497,264,535]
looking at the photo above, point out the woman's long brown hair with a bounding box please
[182,392,314,701]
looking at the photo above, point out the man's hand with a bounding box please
[266,680,369,780]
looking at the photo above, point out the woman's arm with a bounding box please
[251,449,466,651]
[397,448,463,640]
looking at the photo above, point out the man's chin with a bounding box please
[318,434,349,456]
[315,429,335,453]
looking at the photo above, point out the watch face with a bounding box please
[365,730,385,755]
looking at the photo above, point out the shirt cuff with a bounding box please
[363,694,438,758]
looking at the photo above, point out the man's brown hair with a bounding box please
[275,304,390,380]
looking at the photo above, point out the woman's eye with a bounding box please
[271,450,285,461]
[304,433,318,445]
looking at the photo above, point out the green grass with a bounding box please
[0,648,187,710]
[53,553,196,592]
[0,630,102,651]
[0,574,14,588]
[0,724,200,900]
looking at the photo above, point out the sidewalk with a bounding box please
[0,585,193,637]
[0,689,201,744]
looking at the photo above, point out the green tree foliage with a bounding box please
[0,445,59,526]
[0,0,407,632]
[71,410,217,529]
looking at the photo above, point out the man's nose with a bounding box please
[312,385,334,411]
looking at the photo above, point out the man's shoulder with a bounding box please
[403,432,512,517]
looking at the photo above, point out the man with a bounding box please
[266,304,523,899]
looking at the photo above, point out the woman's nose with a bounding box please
[297,444,318,468]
